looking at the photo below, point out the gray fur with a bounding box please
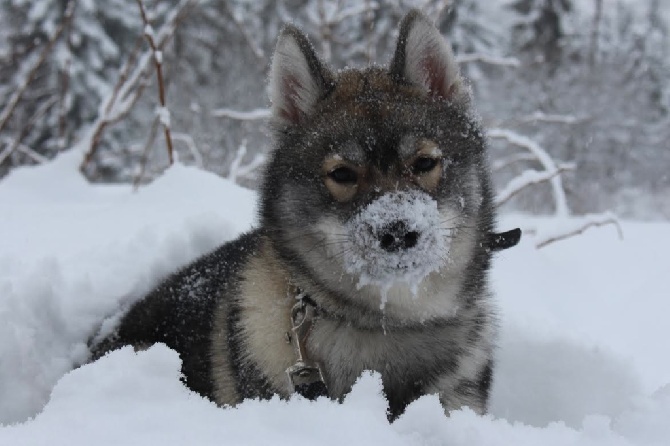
[91,10,498,421]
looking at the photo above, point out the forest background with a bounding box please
[1,0,668,219]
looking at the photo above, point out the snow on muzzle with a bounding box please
[344,190,450,290]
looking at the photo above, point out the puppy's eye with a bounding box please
[413,157,439,174]
[328,166,358,184]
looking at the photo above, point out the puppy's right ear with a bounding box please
[389,10,468,104]
[270,25,333,126]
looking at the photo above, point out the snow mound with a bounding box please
[2,345,669,445]
[0,151,255,424]
[1,152,669,445]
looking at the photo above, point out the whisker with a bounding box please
[328,247,353,261]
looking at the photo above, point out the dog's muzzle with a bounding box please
[344,190,449,288]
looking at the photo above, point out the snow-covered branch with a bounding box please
[133,116,161,189]
[305,0,379,62]
[137,0,175,165]
[516,111,589,125]
[0,136,49,165]
[335,2,379,22]
[80,0,194,173]
[0,0,75,136]
[212,108,272,120]
[16,143,49,164]
[496,164,575,207]
[487,111,590,129]
[456,53,520,67]
[0,95,58,166]
[222,2,265,61]
[227,140,266,183]
[535,213,623,249]
[171,132,203,167]
[492,153,537,171]
[488,128,570,217]
[57,0,77,150]
[490,127,623,249]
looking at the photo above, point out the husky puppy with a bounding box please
[92,10,504,420]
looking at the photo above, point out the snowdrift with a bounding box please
[1,152,668,445]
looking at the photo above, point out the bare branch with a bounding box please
[536,213,623,249]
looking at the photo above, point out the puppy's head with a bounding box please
[261,10,494,312]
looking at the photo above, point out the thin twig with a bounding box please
[80,0,194,173]
[0,136,50,165]
[489,112,590,128]
[212,107,272,120]
[171,132,203,167]
[137,0,174,165]
[227,140,266,183]
[133,115,161,189]
[58,0,77,151]
[81,35,144,169]
[456,53,520,67]
[16,143,49,164]
[364,0,375,64]
[492,153,537,171]
[222,2,264,62]
[536,214,623,249]
[4,96,58,163]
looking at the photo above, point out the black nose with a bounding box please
[378,221,420,252]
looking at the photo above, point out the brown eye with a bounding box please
[413,157,438,174]
[328,166,358,184]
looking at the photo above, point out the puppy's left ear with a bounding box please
[389,10,467,104]
[269,25,334,127]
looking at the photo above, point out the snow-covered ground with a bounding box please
[1,152,668,445]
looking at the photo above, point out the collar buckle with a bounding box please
[286,294,328,399]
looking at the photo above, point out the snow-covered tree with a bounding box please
[1,0,668,219]
[0,0,144,177]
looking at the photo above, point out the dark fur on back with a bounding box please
[92,231,260,400]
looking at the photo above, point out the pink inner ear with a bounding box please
[279,74,303,124]
[421,55,449,99]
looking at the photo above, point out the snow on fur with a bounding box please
[345,190,448,295]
